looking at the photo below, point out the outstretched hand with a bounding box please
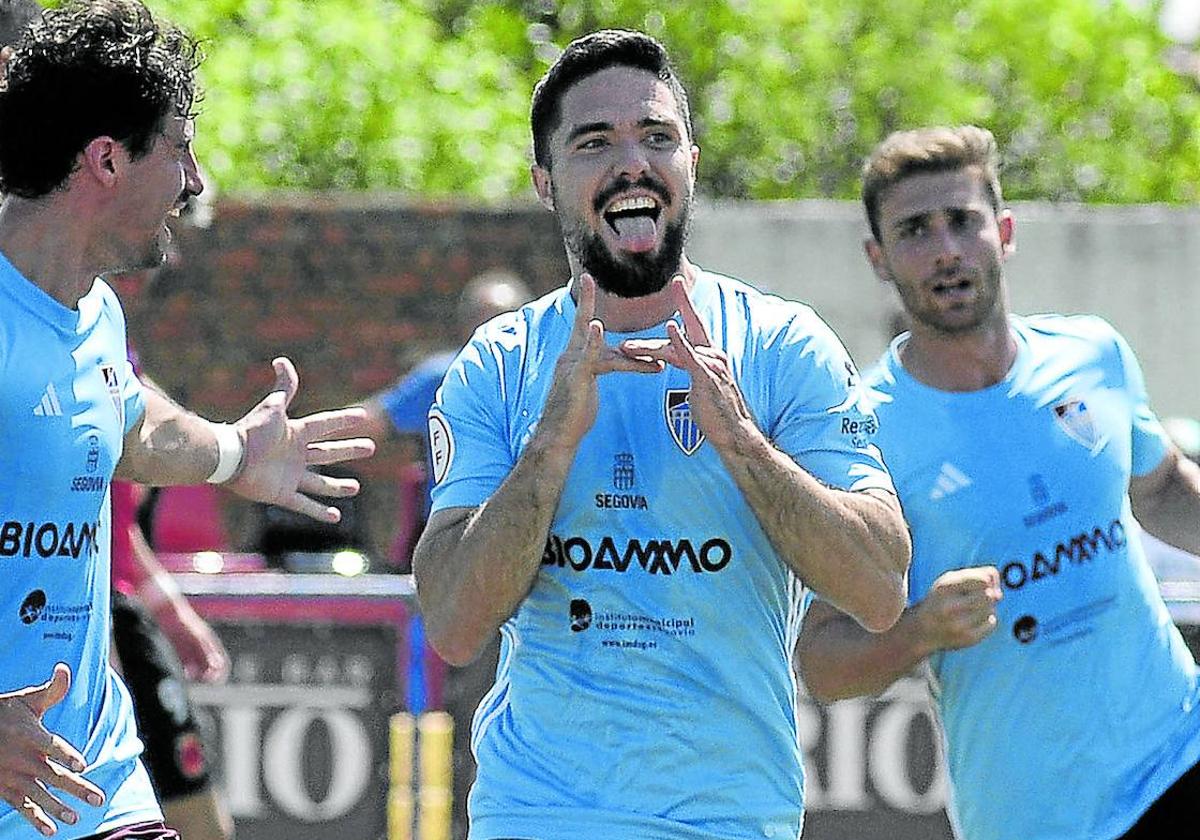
[0,664,105,836]
[227,358,376,522]
[619,277,754,451]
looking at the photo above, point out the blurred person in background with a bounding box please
[350,268,531,840]
[108,193,234,840]
[796,125,1200,840]
[0,2,373,837]
[414,29,909,839]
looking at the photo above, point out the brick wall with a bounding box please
[123,196,569,561]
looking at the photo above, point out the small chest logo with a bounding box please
[1052,398,1098,449]
[100,364,124,427]
[664,389,704,455]
[612,453,635,490]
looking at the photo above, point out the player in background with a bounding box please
[795,125,1200,840]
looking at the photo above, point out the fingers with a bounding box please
[270,357,299,410]
[297,471,360,498]
[665,320,704,373]
[2,788,58,837]
[21,665,71,720]
[571,273,597,337]
[306,439,376,466]
[296,407,377,444]
[280,493,342,524]
[41,754,103,807]
[670,276,710,346]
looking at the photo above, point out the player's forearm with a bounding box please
[1135,452,1200,555]
[719,425,911,632]
[415,435,576,666]
[796,609,930,702]
[114,389,226,486]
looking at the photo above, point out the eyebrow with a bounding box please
[562,117,679,146]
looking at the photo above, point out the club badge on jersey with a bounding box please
[664,389,704,455]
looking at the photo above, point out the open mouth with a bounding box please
[602,195,662,252]
[931,275,973,297]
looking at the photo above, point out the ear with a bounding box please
[531,164,554,212]
[79,137,123,189]
[998,209,1015,257]
[689,143,700,176]
[864,237,891,284]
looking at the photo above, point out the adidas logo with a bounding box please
[32,383,63,417]
[930,462,972,500]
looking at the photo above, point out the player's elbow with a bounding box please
[857,574,907,633]
[424,623,486,668]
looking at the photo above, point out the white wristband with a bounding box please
[206,423,244,484]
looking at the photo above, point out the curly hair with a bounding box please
[0,0,201,198]
[531,29,692,170]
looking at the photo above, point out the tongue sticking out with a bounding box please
[611,214,658,253]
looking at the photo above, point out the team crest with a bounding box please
[664,389,705,455]
[1052,398,1098,449]
[100,364,124,427]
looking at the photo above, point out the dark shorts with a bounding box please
[81,820,180,840]
[111,591,213,801]
[1118,756,1200,839]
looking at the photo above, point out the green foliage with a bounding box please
[144,0,1200,202]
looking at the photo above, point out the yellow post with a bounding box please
[417,711,454,840]
[388,712,416,840]
[417,711,454,792]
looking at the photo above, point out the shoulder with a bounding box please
[1018,313,1131,373]
[700,269,849,361]
[470,286,568,352]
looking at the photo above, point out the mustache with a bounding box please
[593,176,671,215]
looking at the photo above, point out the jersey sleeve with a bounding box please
[1109,325,1169,477]
[767,312,895,495]
[428,338,514,512]
[98,281,145,433]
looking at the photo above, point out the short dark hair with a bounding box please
[530,29,692,169]
[862,125,1003,241]
[0,0,201,198]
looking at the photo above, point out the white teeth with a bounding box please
[607,196,658,214]
[167,208,182,218]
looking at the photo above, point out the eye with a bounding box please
[577,136,608,151]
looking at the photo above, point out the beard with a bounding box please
[899,261,1004,336]
[555,177,692,299]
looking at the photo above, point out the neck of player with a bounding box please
[570,258,697,333]
[899,308,1018,393]
[0,196,102,309]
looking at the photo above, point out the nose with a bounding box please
[931,220,962,269]
[183,147,205,198]
[613,137,651,180]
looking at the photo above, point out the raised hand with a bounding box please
[913,566,1003,652]
[227,357,376,522]
[619,276,754,451]
[538,274,663,450]
[0,664,106,837]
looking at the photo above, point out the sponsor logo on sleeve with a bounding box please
[428,409,454,484]
[100,364,124,428]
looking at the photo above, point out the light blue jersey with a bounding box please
[430,269,894,840]
[863,314,1200,840]
[0,254,160,837]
